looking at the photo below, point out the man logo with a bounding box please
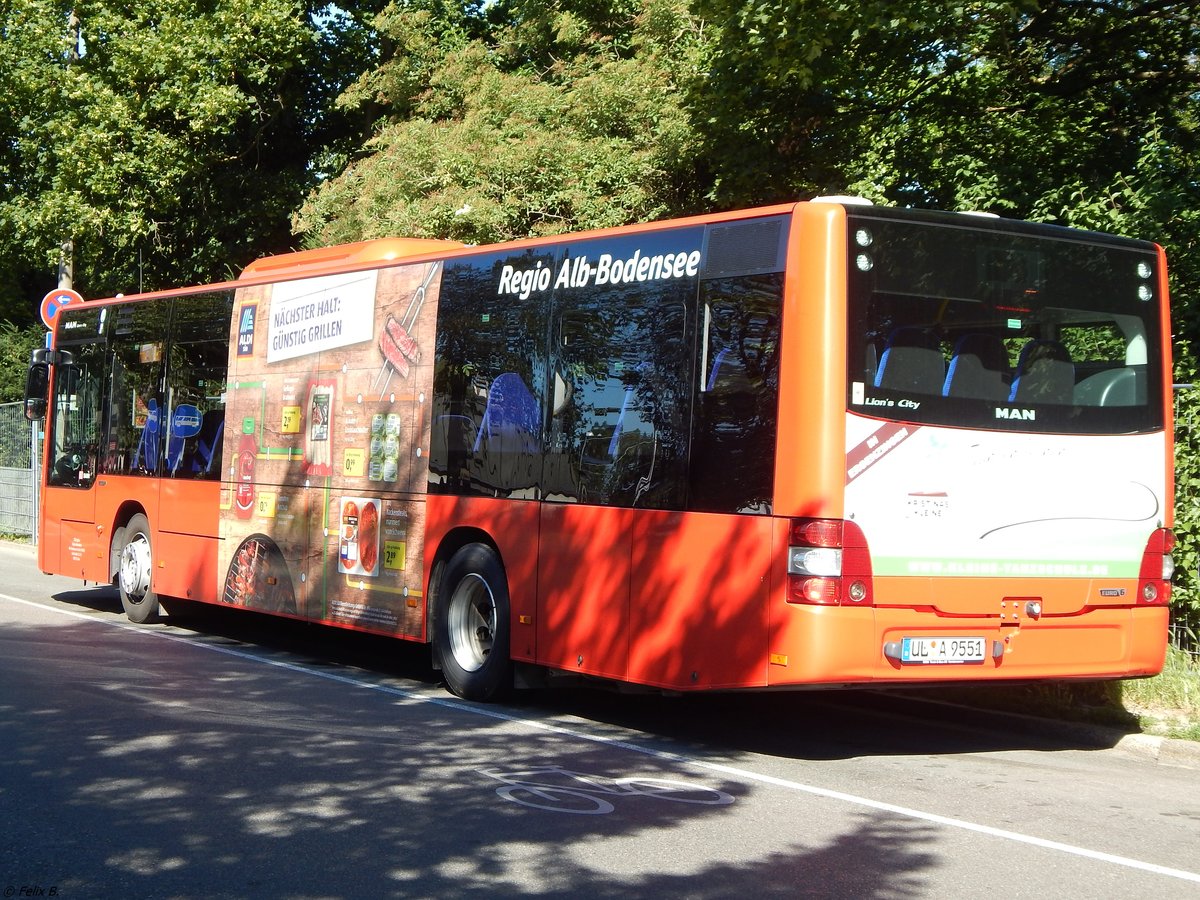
[996,407,1036,421]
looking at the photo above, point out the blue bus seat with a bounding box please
[473,373,541,454]
[874,327,945,394]
[943,333,1010,400]
[1010,340,1074,404]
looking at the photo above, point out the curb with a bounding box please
[1112,732,1200,769]
[876,690,1200,770]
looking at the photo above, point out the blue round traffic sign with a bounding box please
[40,288,83,328]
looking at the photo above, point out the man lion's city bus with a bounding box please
[25,199,1174,700]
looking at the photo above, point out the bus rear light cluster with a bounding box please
[787,518,874,606]
[1137,528,1175,604]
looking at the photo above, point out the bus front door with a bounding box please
[41,359,102,580]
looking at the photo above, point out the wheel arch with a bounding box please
[426,525,504,645]
[108,500,149,583]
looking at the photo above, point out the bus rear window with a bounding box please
[846,213,1165,434]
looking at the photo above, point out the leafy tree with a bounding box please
[688,2,1199,218]
[293,0,706,246]
[0,0,376,318]
[1173,347,1200,647]
[0,322,45,404]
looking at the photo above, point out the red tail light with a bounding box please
[1137,528,1175,604]
[787,518,874,606]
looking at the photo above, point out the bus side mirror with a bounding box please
[24,363,49,421]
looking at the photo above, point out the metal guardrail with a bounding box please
[0,401,37,540]
[0,400,31,468]
[1170,623,1200,663]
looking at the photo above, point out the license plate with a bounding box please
[901,636,987,665]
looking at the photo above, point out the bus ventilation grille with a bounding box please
[701,217,788,279]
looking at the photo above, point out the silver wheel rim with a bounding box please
[447,573,495,672]
[120,533,151,602]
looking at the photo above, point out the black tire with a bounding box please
[434,543,512,701]
[118,513,160,624]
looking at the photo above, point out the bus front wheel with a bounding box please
[434,543,512,702]
[118,513,160,624]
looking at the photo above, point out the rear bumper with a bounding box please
[766,603,1169,687]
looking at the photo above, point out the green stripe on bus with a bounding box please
[872,558,1141,579]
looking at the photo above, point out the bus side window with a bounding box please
[106,304,167,477]
[689,275,782,514]
[429,254,549,498]
[548,273,691,509]
[165,291,234,480]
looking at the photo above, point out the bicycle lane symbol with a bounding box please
[481,766,736,815]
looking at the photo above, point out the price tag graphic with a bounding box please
[343,448,366,477]
[384,541,406,570]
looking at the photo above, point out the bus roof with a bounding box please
[238,237,466,281]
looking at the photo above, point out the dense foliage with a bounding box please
[0,0,376,318]
[1,0,1197,634]
[294,0,707,244]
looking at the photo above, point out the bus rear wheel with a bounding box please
[118,513,161,624]
[435,543,512,702]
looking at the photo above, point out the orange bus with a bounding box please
[25,199,1175,700]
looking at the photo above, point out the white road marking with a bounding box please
[5,591,1199,885]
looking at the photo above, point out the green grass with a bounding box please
[1119,646,1200,740]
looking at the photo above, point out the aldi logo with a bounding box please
[237,304,257,357]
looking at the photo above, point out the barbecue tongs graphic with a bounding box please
[372,261,441,398]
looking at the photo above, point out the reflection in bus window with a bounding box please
[688,274,783,514]
[429,252,548,498]
[545,239,692,509]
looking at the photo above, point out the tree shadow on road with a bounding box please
[3,610,952,898]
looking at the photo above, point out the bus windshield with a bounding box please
[846,211,1165,434]
[47,307,106,488]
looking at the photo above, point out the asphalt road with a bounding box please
[1,541,1198,899]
